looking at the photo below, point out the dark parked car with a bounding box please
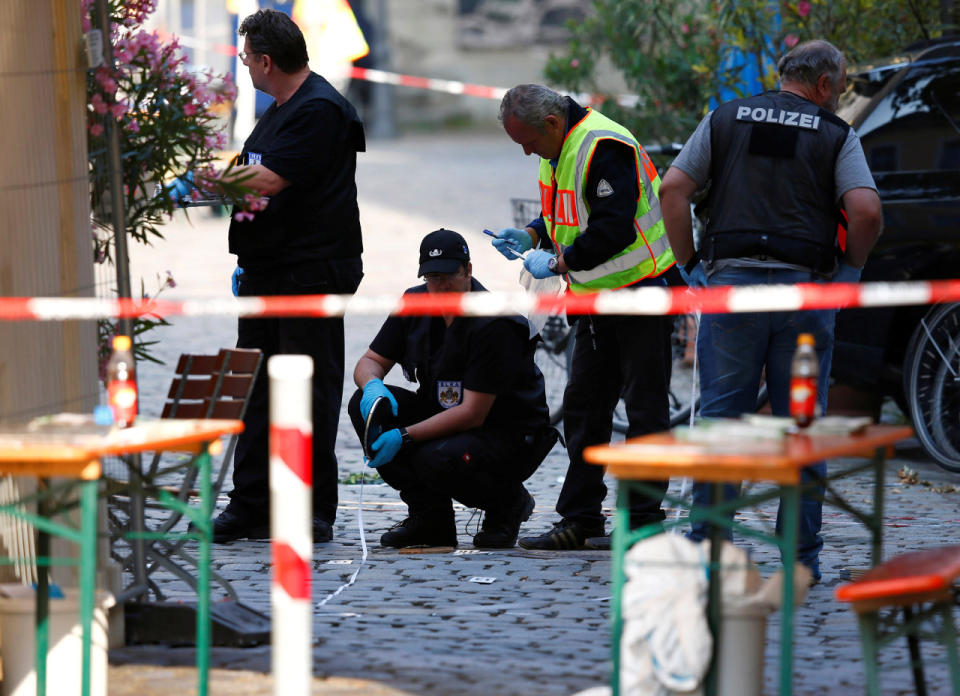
[833,38,960,469]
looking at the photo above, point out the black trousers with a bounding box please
[229,258,362,523]
[557,311,672,528]
[347,386,541,518]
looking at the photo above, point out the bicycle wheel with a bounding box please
[904,302,960,472]
[534,316,573,426]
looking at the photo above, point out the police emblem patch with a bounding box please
[437,380,462,409]
[596,178,614,197]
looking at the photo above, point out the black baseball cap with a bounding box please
[418,228,470,276]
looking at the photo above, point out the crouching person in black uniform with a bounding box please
[348,229,558,548]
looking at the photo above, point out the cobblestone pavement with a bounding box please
[105,132,960,695]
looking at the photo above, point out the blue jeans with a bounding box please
[688,266,835,579]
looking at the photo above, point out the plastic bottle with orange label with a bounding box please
[106,334,138,428]
[789,333,818,428]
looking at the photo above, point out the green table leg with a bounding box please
[79,478,98,696]
[610,483,629,696]
[779,483,799,696]
[938,603,960,693]
[705,484,723,696]
[35,479,50,696]
[858,612,881,696]
[196,445,212,696]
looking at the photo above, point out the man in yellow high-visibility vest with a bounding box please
[493,84,675,550]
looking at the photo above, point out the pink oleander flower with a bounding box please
[221,77,237,102]
[785,34,799,48]
[95,69,118,96]
[233,211,255,222]
[183,102,198,116]
[90,93,108,114]
[570,59,579,68]
[243,193,269,212]
[681,23,690,34]
[110,102,126,118]
[89,122,104,136]
[204,132,226,150]
[797,1,811,17]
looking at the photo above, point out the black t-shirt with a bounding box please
[369,280,550,432]
[228,72,366,270]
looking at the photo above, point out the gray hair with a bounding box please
[499,84,567,132]
[778,40,846,88]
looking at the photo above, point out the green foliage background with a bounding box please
[544,0,950,148]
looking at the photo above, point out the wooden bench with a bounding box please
[835,545,960,695]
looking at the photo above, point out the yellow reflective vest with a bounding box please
[538,108,674,294]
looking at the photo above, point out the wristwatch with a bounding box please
[398,427,413,446]
[546,255,561,274]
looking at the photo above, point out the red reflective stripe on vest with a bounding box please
[638,146,658,187]
[539,180,552,224]
[554,189,578,226]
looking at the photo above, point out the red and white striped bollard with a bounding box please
[269,355,313,695]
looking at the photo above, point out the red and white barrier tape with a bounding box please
[269,355,313,696]
[166,28,639,106]
[6,280,959,321]
[348,66,642,108]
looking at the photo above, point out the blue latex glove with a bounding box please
[360,378,399,420]
[165,171,194,203]
[231,267,244,297]
[523,249,557,279]
[833,262,862,283]
[368,428,403,468]
[678,262,708,288]
[492,227,533,260]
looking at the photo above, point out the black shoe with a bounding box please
[380,515,458,548]
[518,518,604,550]
[312,517,333,543]
[584,535,611,550]
[473,489,535,548]
[211,508,269,543]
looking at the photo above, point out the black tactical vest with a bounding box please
[704,90,850,272]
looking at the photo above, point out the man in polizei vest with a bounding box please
[659,39,883,582]
[492,84,676,550]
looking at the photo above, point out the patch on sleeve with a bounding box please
[596,178,614,197]
[437,380,462,409]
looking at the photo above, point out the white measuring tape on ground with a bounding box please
[316,469,370,610]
